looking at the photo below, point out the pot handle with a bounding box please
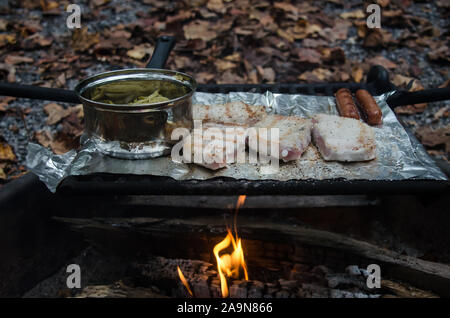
[146,36,176,69]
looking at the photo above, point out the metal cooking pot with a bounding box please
[74,36,196,159]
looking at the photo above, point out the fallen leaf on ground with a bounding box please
[183,21,217,42]
[298,68,332,82]
[0,34,16,47]
[214,59,236,72]
[127,44,153,60]
[0,164,6,179]
[352,66,364,82]
[35,130,53,148]
[321,47,346,64]
[395,104,427,115]
[366,56,397,69]
[416,126,450,155]
[296,48,322,64]
[0,141,16,162]
[257,67,275,82]
[44,103,71,125]
[427,46,450,63]
[196,72,215,84]
[4,55,34,65]
[0,96,16,112]
[0,63,16,82]
[434,106,449,120]
[392,74,425,91]
[321,19,351,42]
[340,10,365,19]
[22,33,52,49]
[207,0,226,14]
[35,130,79,154]
[92,0,111,7]
[71,28,99,52]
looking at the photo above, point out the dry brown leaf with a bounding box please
[395,103,427,115]
[22,33,53,49]
[362,28,392,48]
[321,19,351,42]
[248,70,259,84]
[207,0,226,13]
[0,34,16,47]
[0,96,15,112]
[224,52,241,62]
[196,72,215,84]
[0,19,7,31]
[71,28,99,51]
[261,67,275,82]
[340,9,365,19]
[35,130,79,155]
[352,66,364,83]
[217,70,246,84]
[392,74,424,91]
[0,63,16,82]
[0,164,6,180]
[377,0,390,7]
[292,22,321,40]
[277,29,294,43]
[439,79,450,88]
[50,138,73,154]
[416,126,450,155]
[35,130,53,148]
[127,44,153,60]
[183,21,217,42]
[393,74,428,114]
[166,11,194,23]
[427,46,450,63]
[434,106,449,120]
[296,48,322,64]
[214,59,236,72]
[4,55,34,65]
[321,47,346,64]
[274,2,298,15]
[0,141,16,162]
[92,0,111,7]
[298,68,332,82]
[366,56,397,69]
[302,38,327,48]
[44,103,71,125]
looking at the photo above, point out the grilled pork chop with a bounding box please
[251,114,312,162]
[193,101,267,126]
[188,125,248,170]
[312,114,376,162]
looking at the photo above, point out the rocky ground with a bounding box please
[0,0,448,182]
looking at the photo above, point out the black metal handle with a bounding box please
[0,82,79,103]
[146,35,176,69]
[387,87,450,107]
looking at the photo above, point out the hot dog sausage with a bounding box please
[335,88,360,120]
[355,89,382,125]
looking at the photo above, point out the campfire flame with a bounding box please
[177,266,193,296]
[213,195,249,298]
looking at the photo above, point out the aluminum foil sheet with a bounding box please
[27,91,447,192]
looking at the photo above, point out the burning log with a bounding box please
[75,281,167,298]
[55,215,450,297]
[70,256,436,298]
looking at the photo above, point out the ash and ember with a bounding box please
[0,0,449,182]
[25,250,435,298]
